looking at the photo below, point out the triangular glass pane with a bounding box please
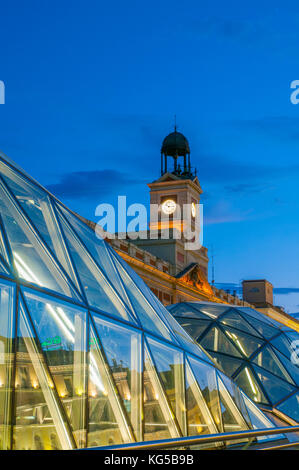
[271,335,293,359]
[111,253,174,342]
[277,393,299,423]
[57,204,134,309]
[220,311,262,337]
[193,304,231,319]
[185,360,218,440]
[87,322,134,446]
[0,280,15,449]
[217,374,248,433]
[1,167,81,292]
[253,365,296,405]
[143,344,180,440]
[208,352,243,377]
[57,210,136,324]
[222,326,264,358]
[219,373,251,428]
[168,302,210,319]
[253,345,294,384]
[175,318,211,340]
[200,326,243,358]
[188,356,222,432]
[13,298,74,450]
[92,314,142,441]
[239,315,278,340]
[241,392,284,441]
[0,179,79,300]
[275,349,299,385]
[147,336,186,435]
[234,367,268,404]
[23,289,88,448]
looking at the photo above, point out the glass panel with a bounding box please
[277,393,299,423]
[240,316,278,340]
[168,303,210,319]
[92,314,142,441]
[87,322,134,447]
[0,224,10,266]
[271,335,294,359]
[185,361,218,439]
[58,204,135,310]
[112,254,174,342]
[175,318,211,340]
[13,299,74,450]
[1,168,81,292]
[188,356,222,431]
[0,179,78,299]
[235,367,268,404]
[147,336,186,435]
[223,327,264,358]
[275,349,299,385]
[23,289,87,448]
[219,373,251,428]
[200,326,243,358]
[253,345,294,384]
[241,391,284,441]
[0,281,15,449]
[0,258,10,276]
[57,210,135,324]
[193,304,231,319]
[208,352,243,377]
[143,344,180,440]
[253,365,296,405]
[220,311,262,337]
[217,374,248,433]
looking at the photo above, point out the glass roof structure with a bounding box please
[0,152,285,450]
[168,302,299,424]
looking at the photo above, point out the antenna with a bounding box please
[174,114,177,132]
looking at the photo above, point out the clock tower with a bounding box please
[132,127,209,277]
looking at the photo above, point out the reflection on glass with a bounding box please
[185,361,218,439]
[14,300,73,450]
[0,281,15,449]
[0,179,76,299]
[92,314,142,441]
[143,344,179,440]
[188,356,222,431]
[87,323,133,447]
[147,336,186,434]
[217,374,248,434]
[235,367,267,404]
[23,290,87,448]
[57,211,134,323]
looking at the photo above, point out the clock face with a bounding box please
[191,202,196,218]
[161,199,176,215]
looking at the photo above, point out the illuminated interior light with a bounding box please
[14,252,42,285]
[46,304,75,343]
[56,307,75,333]
[245,367,258,396]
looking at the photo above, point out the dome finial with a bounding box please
[174,114,177,132]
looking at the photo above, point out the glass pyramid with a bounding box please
[0,153,283,449]
[169,301,299,423]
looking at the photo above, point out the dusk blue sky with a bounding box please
[1,1,299,312]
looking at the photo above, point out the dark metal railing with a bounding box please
[87,425,299,450]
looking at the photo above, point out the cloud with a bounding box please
[224,183,266,194]
[46,169,145,200]
[273,287,299,295]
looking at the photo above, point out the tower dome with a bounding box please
[161,130,190,157]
